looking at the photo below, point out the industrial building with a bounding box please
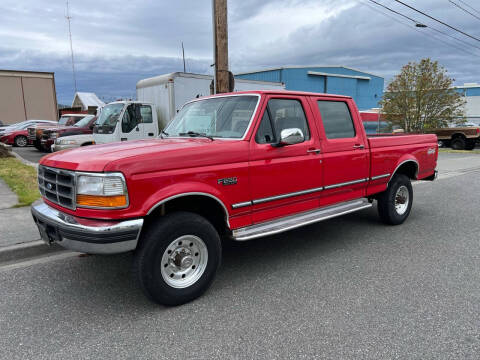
[454,83,480,125]
[0,70,58,125]
[235,66,384,110]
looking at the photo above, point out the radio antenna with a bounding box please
[66,0,77,94]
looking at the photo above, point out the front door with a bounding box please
[310,97,369,207]
[120,104,144,141]
[249,95,323,224]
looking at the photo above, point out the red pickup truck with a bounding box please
[31,91,438,306]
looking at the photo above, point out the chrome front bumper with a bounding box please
[52,143,78,152]
[31,200,143,254]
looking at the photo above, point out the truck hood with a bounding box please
[40,138,248,172]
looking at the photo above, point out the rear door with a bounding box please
[249,95,323,223]
[310,97,369,206]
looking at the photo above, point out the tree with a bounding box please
[381,58,465,132]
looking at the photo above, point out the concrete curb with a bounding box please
[10,150,38,169]
[0,240,65,263]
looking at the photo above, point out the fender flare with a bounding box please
[388,158,419,184]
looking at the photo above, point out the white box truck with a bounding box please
[93,72,284,144]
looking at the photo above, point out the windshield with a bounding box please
[74,115,94,128]
[96,104,124,127]
[164,95,258,139]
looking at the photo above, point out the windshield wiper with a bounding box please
[178,131,214,141]
[160,130,169,139]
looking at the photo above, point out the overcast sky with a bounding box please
[2,0,480,104]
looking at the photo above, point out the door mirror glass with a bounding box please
[278,128,304,146]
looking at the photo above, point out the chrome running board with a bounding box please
[232,199,372,241]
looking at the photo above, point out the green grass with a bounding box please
[439,148,480,154]
[0,157,40,207]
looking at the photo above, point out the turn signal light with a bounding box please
[76,195,127,208]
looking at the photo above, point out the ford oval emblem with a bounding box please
[46,183,53,190]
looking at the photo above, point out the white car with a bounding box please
[52,133,95,152]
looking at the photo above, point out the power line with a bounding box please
[448,0,480,22]
[456,0,480,16]
[359,0,478,56]
[394,0,480,42]
[367,0,480,51]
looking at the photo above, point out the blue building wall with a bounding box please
[236,66,384,110]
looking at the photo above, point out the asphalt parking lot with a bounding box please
[12,146,47,164]
[0,154,479,359]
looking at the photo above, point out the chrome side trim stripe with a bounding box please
[231,178,370,209]
[252,186,324,205]
[324,178,368,190]
[370,173,390,181]
[231,201,253,209]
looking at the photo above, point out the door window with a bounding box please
[122,105,139,133]
[317,101,355,139]
[140,105,153,123]
[256,99,310,144]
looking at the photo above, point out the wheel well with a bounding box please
[81,142,94,146]
[391,161,418,181]
[145,195,230,237]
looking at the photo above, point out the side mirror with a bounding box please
[276,128,304,146]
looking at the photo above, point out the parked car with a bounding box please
[40,115,96,152]
[32,90,438,306]
[428,125,480,150]
[52,134,95,152]
[0,120,55,136]
[0,120,57,147]
[28,114,88,151]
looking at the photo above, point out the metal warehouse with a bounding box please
[235,65,384,110]
[454,83,480,125]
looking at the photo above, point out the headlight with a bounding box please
[76,173,128,208]
[50,132,58,139]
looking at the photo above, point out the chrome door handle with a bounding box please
[353,144,365,149]
[307,149,321,154]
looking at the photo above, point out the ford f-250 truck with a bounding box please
[31,91,438,306]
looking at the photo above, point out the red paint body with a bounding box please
[40,91,438,230]
[0,129,31,145]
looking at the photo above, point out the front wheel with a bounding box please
[133,211,222,306]
[377,174,413,225]
[14,135,28,147]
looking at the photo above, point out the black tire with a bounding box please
[451,137,466,150]
[377,174,413,225]
[133,211,222,306]
[14,135,28,147]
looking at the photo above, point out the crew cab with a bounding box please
[41,115,96,152]
[31,91,438,306]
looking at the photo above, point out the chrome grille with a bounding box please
[38,165,76,210]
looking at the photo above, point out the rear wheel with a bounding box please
[451,137,466,150]
[377,174,413,225]
[14,135,28,147]
[133,211,222,306]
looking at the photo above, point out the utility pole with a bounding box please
[65,0,77,94]
[212,0,230,93]
[181,42,186,73]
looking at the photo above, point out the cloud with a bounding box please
[1,0,479,105]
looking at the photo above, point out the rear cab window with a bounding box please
[316,101,355,139]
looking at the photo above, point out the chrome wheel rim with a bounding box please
[395,185,409,215]
[160,235,208,289]
[16,137,27,147]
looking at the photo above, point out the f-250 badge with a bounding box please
[218,177,237,186]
